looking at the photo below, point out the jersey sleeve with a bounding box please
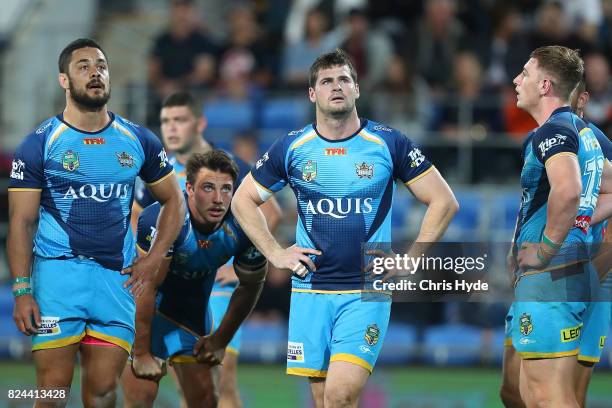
[8,131,45,190]
[250,136,289,198]
[134,177,157,209]
[591,124,612,161]
[391,132,434,184]
[531,124,578,165]
[136,203,162,253]
[136,127,174,184]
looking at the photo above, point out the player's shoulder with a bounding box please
[113,113,155,139]
[364,119,414,143]
[588,122,612,159]
[533,120,577,142]
[284,123,316,147]
[22,116,63,145]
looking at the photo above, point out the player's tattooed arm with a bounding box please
[123,175,184,289]
[8,190,42,335]
[231,174,320,276]
[131,253,172,380]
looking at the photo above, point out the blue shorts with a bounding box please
[512,263,601,359]
[32,256,134,354]
[152,307,213,363]
[504,303,514,347]
[578,300,611,363]
[287,290,391,378]
[210,282,241,355]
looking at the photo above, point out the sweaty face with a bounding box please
[309,65,359,119]
[513,58,542,111]
[187,168,234,226]
[66,47,110,110]
[160,106,201,154]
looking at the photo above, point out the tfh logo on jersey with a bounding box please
[538,134,567,157]
[305,197,373,219]
[325,147,347,156]
[83,138,105,145]
[10,159,25,180]
[62,183,130,202]
[158,148,169,168]
[408,148,425,168]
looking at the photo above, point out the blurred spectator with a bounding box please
[584,52,612,130]
[233,132,259,165]
[557,0,603,44]
[529,1,592,52]
[371,55,432,139]
[148,0,218,98]
[404,0,469,93]
[282,7,344,88]
[340,8,394,91]
[434,52,504,138]
[502,90,538,140]
[480,3,530,91]
[217,5,272,99]
[599,0,612,55]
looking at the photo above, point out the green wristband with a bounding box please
[12,287,32,297]
[12,277,31,284]
[542,234,561,250]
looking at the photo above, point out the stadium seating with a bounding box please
[422,324,484,366]
[204,100,256,131]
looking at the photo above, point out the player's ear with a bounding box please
[308,87,316,103]
[198,115,207,135]
[540,78,552,96]
[354,82,360,99]
[186,181,194,196]
[58,73,69,91]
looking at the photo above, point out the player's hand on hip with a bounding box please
[121,255,162,295]
[13,295,41,336]
[215,264,239,287]
[517,243,547,270]
[132,353,167,381]
[270,245,321,277]
[194,334,225,366]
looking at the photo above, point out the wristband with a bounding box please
[12,277,31,285]
[12,287,32,297]
[542,234,562,250]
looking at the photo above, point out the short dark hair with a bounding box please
[162,91,201,117]
[309,48,358,88]
[570,77,586,112]
[58,38,107,74]
[186,150,239,185]
[530,46,584,101]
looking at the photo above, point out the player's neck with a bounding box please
[63,103,110,133]
[174,138,212,165]
[315,111,361,140]
[531,98,569,126]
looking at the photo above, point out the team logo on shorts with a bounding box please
[62,150,80,171]
[37,316,61,336]
[287,341,305,362]
[364,324,380,346]
[355,162,374,179]
[302,161,317,182]
[116,152,135,168]
[519,313,533,336]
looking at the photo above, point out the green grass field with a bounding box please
[0,363,611,407]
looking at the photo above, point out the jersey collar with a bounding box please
[56,111,115,134]
[313,117,368,143]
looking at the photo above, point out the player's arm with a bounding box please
[592,160,612,225]
[406,168,459,246]
[7,190,41,335]
[195,249,267,364]
[123,176,184,289]
[231,174,319,275]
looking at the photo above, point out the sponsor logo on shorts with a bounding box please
[560,324,582,343]
[37,317,61,336]
[287,341,304,362]
[600,336,606,349]
[519,313,532,336]
[519,337,535,345]
[359,345,373,355]
[364,324,380,346]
